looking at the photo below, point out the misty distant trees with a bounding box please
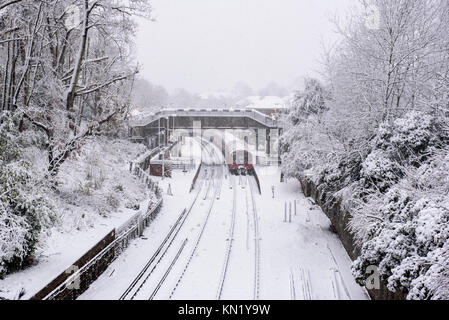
[131,79,290,111]
[258,81,288,98]
[132,78,169,110]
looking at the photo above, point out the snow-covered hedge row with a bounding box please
[349,114,449,299]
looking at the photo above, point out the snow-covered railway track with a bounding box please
[248,176,261,300]
[216,176,237,299]
[169,170,220,299]
[327,244,351,300]
[119,171,207,300]
[149,239,188,300]
[299,267,313,300]
[124,140,226,300]
[168,140,224,299]
[289,269,296,300]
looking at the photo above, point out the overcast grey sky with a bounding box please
[135,0,356,94]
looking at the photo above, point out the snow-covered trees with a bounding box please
[0,0,151,175]
[322,0,449,155]
[280,77,333,178]
[0,0,152,276]
[282,0,449,299]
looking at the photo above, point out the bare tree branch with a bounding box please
[0,0,23,11]
[75,71,137,96]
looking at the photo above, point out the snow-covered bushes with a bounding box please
[345,110,449,299]
[351,189,449,299]
[0,112,55,277]
[360,150,401,192]
[374,111,445,163]
[56,137,150,230]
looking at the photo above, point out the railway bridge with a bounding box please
[128,108,282,165]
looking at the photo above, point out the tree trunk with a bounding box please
[66,0,90,132]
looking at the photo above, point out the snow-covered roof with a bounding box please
[129,107,161,121]
[237,96,288,109]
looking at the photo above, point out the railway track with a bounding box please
[327,244,351,300]
[289,268,296,300]
[245,180,250,251]
[149,238,188,300]
[299,267,313,300]
[119,176,206,300]
[122,139,225,300]
[248,175,261,300]
[216,175,237,299]
[169,158,222,298]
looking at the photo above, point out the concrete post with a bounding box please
[289,202,292,222]
[266,129,271,158]
[278,128,283,165]
[165,117,168,145]
[221,130,225,163]
[255,129,259,165]
[162,152,165,180]
[284,201,287,222]
[137,215,143,237]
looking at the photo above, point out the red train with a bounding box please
[229,149,254,175]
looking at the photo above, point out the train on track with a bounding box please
[228,149,254,175]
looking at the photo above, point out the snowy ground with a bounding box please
[79,140,370,300]
[255,168,369,300]
[0,138,152,300]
